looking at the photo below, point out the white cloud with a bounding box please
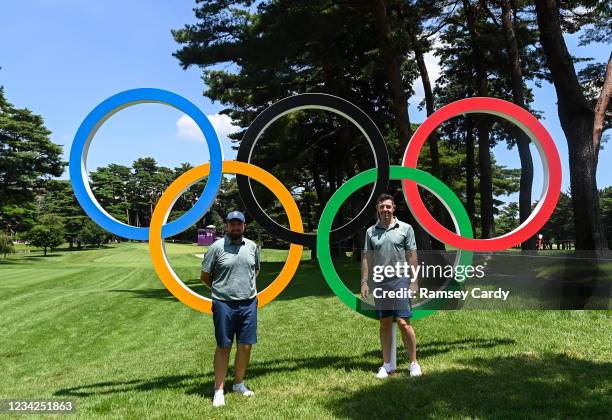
[176,113,239,142]
[176,114,204,141]
[207,113,239,138]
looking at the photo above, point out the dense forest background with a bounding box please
[1,0,610,258]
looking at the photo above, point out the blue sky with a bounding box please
[0,0,610,207]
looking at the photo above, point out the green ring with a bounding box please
[316,166,474,320]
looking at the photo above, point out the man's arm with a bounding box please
[407,250,419,293]
[361,229,372,299]
[360,251,369,299]
[200,246,217,289]
[255,245,261,278]
[201,271,212,288]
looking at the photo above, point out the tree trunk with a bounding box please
[372,0,413,154]
[326,135,343,258]
[409,27,446,250]
[500,0,535,250]
[463,0,495,238]
[534,0,607,251]
[593,53,611,153]
[477,119,495,238]
[311,153,325,261]
[373,0,435,250]
[465,117,476,225]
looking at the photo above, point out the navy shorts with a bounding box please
[212,297,257,348]
[374,278,412,319]
[376,307,412,320]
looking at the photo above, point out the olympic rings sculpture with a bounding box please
[70,88,562,319]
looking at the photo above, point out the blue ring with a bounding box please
[69,88,223,240]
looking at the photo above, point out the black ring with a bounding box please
[236,93,390,247]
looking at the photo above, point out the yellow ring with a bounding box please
[149,161,304,314]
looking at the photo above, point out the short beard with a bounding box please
[228,231,243,241]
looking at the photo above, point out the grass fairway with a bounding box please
[1,242,611,419]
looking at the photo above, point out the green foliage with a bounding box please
[496,202,519,235]
[0,234,15,259]
[25,214,65,255]
[540,192,574,242]
[36,179,89,247]
[416,139,520,235]
[599,187,612,246]
[25,225,64,256]
[0,87,65,233]
[172,0,412,247]
[89,163,132,224]
[79,220,109,248]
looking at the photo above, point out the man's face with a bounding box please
[377,199,395,224]
[226,220,246,240]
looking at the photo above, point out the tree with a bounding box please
[25,215,65,256]
[398,0,454,250]
[79,220,109,248]
[599,187,612,248]
[0,87,65,234]
[461,0,495,238]
[498,0,536,249]
[540,191,574,244]
[89,164,132,226]
[173,0,399,257]
[36,180,89,248]
[496,202,519,236]
[534,0,608,251]
[0,234,15,259]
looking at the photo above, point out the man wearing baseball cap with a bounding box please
[200,210,260,407]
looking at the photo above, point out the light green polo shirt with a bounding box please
[364,218,417,283]
[201,234,260,301]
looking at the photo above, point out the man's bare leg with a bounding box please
[214,346,232,390]
[380,316,393,364]
[397,317,417,363]
[234,343,252,384]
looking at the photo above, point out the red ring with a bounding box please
[401,97,561,251]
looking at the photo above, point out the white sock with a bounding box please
[214,389,224,396]
[383,362,393,372]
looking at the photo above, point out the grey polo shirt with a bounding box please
[364,218,417,284]
[201,234,260,301]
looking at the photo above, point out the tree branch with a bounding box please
[593,53,612,152]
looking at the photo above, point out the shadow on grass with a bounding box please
[53,337,515,399]
[360,337,516,360]
[324,353,612,419]
[0,259,25,265]
[0,254,65,264]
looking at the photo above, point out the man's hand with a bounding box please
[360,282,369,299]
[200,271,212,288]
[409,279,419,295]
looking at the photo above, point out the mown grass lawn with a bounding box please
[1,242,610,419]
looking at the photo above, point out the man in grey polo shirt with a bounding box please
[200,210,260,407]
[361,193,422,378]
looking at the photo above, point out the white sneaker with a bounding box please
[410,361,422,377]
[212,389,225,407]
[376,365,393,379]
[232,382,255,397]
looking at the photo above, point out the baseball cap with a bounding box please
[226,210,246,223]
